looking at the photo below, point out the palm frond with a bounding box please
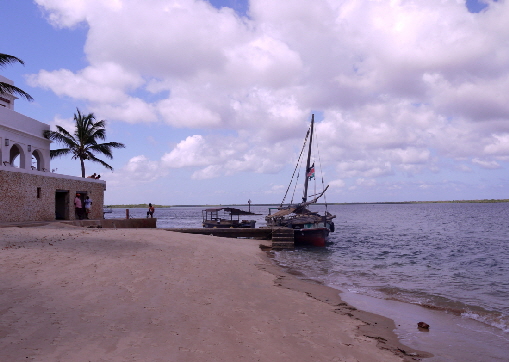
[0,53,33,101]
[50,148,72,159]
[87,154,114,170]
[44,129,78,149]
[105,141,125,149]
[55,125,75,139]
[0,53,25,67]
[92,141,126,150]
[89,142,125,159]
[88,145,112,159]
[0,82,33,101]
[91,127,107,141]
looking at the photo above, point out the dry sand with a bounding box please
[0,226,430,362]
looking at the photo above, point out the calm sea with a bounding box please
[106,203,509,361]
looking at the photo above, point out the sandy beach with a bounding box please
[0,225,429,361]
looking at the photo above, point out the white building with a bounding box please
[0,75,50,171]
[0,75,105,222]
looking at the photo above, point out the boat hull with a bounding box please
[203,220,256,228]
[293,227,329,247]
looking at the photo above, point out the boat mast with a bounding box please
[302,114,314,203]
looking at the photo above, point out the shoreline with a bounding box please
[0,225,430,361]
[270,253,509,362]
[259,257,432,361]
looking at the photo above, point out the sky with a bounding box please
[2,0,509,205]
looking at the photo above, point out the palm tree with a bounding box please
[44,108,126,178]
[0,53,33,101]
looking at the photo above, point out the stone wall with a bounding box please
[0,168,105,222]
[72,218,157,228]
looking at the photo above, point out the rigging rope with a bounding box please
[313,125,329,212]
[280,127,310,207]
[290,166,300,204]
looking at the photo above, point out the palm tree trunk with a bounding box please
[80,158,86,178]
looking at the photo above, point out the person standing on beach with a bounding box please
[147,203,155,218]
[74,194,83,220]
[84,196,92,219]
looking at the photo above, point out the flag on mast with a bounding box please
[307,163,315,180]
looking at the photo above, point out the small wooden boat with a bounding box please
[202,207,258,228]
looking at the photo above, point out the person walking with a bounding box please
[147,203,155,218]
[84,196,93,219]
[74,194,83,220]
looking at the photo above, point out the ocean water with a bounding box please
[106,203,509,361]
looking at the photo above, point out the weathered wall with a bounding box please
[72,218,157,228]
[0,168,105,222]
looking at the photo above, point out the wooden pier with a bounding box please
[164,227,295,249]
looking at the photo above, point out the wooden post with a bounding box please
[126,209,129,219]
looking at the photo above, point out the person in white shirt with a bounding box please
[84,196,93,219]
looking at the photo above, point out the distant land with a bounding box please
[106,204,173,209]
[106,199,509,208]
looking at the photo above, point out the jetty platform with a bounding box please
[164,227,272,238]
[0,220,295,249]
[165,227,295,249]
[0,218,157,229]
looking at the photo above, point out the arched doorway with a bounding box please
[9,144,25,168]
[31,149,44,171]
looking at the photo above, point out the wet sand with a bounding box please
[340,291,509,362]
[0,225,430,361]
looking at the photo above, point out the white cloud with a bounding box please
[484,134,509,156]
[157,98,222,128]
[106,155,167,188]
[48,115,75,133]
[123,155,166,181]
[159,133,289,178]
[92,99,158,124]
[28,63,144,102]
[191,165,223,180]
[30,0,509,196]
[161,135,212,168]
[36,0,94,27]
[356,178,376,187]
[456,164,473,172]
[265,184,286,194]
[472,157,501,169]
[329,179,345,188]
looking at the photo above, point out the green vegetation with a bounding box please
[44,108,125,178]
[106,204,173,209]
[0,53,33,101]
[328,199,509,205]
[106,199,509,208]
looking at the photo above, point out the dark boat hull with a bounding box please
[203,220,256,228]
[293,227,329,247]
